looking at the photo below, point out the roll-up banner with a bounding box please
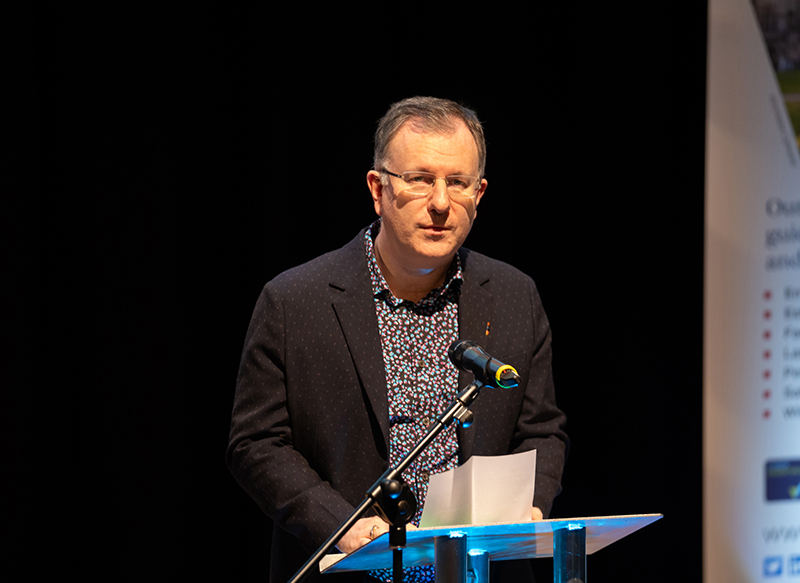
[705,0,800,580]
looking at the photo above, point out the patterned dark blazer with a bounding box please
[226,229,568,583]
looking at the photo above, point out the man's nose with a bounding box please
[428,178,451,213]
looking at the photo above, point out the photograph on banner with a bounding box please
[752,0,800,150]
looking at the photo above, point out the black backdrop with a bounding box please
[38,5,708,581]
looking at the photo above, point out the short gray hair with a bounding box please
[373,96,486,177]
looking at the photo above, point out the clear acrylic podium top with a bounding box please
[320,514,662,574]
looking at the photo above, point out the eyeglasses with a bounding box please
[381,169,482,199]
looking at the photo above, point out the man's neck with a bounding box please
[373,235,454,304]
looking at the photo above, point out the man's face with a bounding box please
[367,121,487,277]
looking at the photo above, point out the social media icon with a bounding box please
[789,555,800,576]
[764,556,783,577]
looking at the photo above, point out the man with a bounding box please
[227,97,568,582]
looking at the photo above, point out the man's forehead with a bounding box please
[400,117,463,138]
[387,120,478,159]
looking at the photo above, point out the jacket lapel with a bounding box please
[329,232,390,454]
[456,248,493,463]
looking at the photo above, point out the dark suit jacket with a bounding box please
[226,229,568,583]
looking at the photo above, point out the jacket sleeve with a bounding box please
[513,277,568,518]
[225,282,355,553]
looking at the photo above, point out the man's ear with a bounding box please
[367,170,384,217]
[473,177,487,217]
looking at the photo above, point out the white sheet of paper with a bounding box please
[418,449,537,528]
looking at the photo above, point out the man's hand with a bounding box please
[531,507,543,521]
[337,517,391,554]
[337,517,419,554]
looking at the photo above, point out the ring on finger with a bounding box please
[369,525,378,540]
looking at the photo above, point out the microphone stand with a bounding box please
[287,380,485,583]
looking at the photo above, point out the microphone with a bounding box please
[448,340,521,389]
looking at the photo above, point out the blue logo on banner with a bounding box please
[766,459,800,501]
[765,556,783,577]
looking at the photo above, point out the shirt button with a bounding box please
[419,471,430,482]
[421,417,431,427]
